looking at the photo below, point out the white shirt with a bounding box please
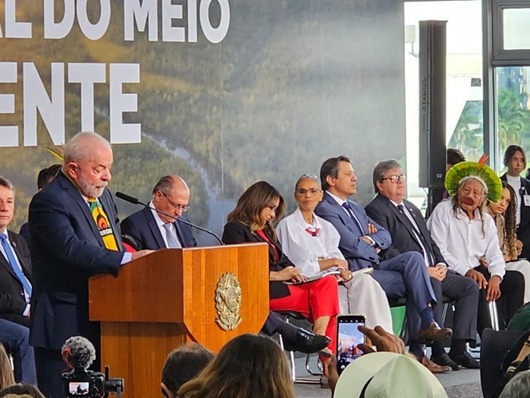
[427,199,506,279]
[149,201,181,248]
[277,208,345,276]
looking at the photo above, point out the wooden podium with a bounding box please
[89,243,269,398]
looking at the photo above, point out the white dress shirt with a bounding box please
[427,199,506,279]
[277,208,344,276]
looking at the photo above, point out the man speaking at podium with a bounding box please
[28,132,152,398]
[120,175,331,354]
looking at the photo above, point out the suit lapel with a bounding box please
[145,207,166,249]
[323,193,362,234]
[381,196,422,247]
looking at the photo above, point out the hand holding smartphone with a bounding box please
[336,314,365,375]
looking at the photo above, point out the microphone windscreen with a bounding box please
[62,336,96,369]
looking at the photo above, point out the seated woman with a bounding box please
[487,181,530,304]
[177,334,295,398]
[276,174,393,332]
[222,181,340,355]
[428,159,525,334]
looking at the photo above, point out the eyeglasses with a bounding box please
[295,188,322,196]
[161,191,190,212]
[381,174,406,184]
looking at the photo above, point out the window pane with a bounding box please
[503,8,530,50]
[495,66,530,175]
[404,1,482,210]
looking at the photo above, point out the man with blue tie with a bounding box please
[315,156,452,373]
[0,176,37,384]
[366,159,480,370]
[121,175,197,250]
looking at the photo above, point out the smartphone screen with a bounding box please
[336,314,365,375]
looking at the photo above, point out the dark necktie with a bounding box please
[0,234,32,296]
[397,204,434,265]
[342,202,365,234]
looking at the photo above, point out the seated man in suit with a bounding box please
[121,175,330,354]
[314,156,452,373]
[0,177,36,384]
[121,175,196,249]
[365,159,480,369]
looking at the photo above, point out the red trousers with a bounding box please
[269,275,339,353]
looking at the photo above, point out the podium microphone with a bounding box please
[115,191,224,245]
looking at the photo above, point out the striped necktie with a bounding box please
[87,198,118,251]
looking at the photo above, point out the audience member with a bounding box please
[314,156,451,374]
[277,174,393,331]
[487,181,530,303]
[501,145,530,260]
[121,175,330,354]
[19,164,61,248]
[428,159,525,334]
[177,334,295,398]
[499,369,530,398]
[446,148,466,171]
[28,132,153,398]
[332,351,448,398]
[0,383,45,398]
[366,160,479,370]
[0,177,36,385]
[161,343,214,398]
[0,343,14,391]
[222,181,340,358]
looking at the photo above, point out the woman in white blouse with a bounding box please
[277,174,393,331]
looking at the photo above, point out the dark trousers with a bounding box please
[431,271,479,341]
[474,267,525,335]
[370,251,437,341]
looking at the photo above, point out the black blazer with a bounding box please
[121,206,197,250]
[365,194,445,265]
[222,221,292,299]
[28,171,124,349]
[501,173,530,259]
[0,230,32,327]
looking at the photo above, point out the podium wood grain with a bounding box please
[89,243,269,397]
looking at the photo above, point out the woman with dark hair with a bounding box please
[177,334,295,398]
[222,181,339,357]
[487,181,530,303]
[501,145,530,260]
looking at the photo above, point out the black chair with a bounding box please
[480,328,525,398]
[276,311,322,384]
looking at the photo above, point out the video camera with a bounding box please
[60,336,124,398]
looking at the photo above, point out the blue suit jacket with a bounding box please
[120,206,197,250]
[314,192,391,271]
[28,171,124,349]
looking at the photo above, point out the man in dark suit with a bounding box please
[121,175,196,249]
[28,132,153,398]
[365,159,480,369]
[121,175,330,354]
[314,156,452,373]
[0,176,37,384]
